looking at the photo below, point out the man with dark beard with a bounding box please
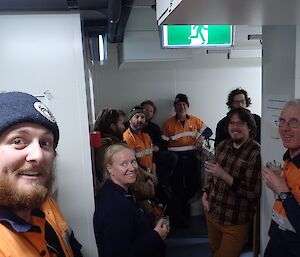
[122,106,160,215]
[0,92,82,257]
[202,107,261,257]
[214,88,261,148]
[94,109,126,184]
[123,106,157,183]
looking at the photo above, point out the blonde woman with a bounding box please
[93,143,168,257]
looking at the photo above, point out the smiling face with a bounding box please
[175,102,188,118]
[228,113,250,146]
[279,105,300,157]
[107,148,138,190]
[0,122,55,210]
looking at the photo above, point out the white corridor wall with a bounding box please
[261,25,297,255]
[0,13,97,256]
[93,44,262,138]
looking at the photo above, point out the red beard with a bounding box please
[0,172,53,210]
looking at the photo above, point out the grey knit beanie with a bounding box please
[128,105,144,120]
[0,91,59,148]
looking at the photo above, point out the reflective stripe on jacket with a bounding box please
[272,208,296,233]
[161,115,211,152]
[123,128,153,169]
[272,157,300,233]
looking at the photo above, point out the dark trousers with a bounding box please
[155,151,177,187]
[169,151,201,224]
[170,151,199,200]
[264,221,300,257]
[154,151,177,205]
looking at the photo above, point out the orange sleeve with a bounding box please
[161,119,172,139]
[123,130,135,150]
[191,116,203,132]
[287,173,300,203]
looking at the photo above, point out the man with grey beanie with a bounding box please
[0,92,82,256]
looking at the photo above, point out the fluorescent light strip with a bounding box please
[98,35,104,61]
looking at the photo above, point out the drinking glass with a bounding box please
[266,160,283,175]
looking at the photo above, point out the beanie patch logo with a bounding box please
[34,102,56,123]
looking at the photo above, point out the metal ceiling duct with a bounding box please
[0,0,133,43]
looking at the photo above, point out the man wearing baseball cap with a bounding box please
[162,93,212,226]
[0,92,82,256]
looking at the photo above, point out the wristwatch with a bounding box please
[278,192,293,202]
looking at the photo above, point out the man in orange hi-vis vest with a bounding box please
[123,105,157,185]
[263,99,300,257]
[0,92,82,257]
[162,93,212,227]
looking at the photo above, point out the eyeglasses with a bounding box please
[228,121,246,127]
[275,118,300,128]
[232,99,246,104]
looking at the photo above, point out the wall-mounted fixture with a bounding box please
[206,49,231,59]
[87,29,108,65]
[248,34,262,45]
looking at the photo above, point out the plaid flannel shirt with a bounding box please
[204,138,261,225]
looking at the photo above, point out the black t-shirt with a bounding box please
[142,121,164,150]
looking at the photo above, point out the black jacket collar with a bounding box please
[283,150,300,168]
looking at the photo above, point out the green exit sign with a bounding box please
[162,25,234,48]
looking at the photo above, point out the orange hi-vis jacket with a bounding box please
[123,127,153,170]
[272,152,300,233]
[161,115,211,152]
[0,197,75,257]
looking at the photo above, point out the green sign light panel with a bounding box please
[162,25,234,48]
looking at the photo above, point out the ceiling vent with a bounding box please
[66,0,79,9]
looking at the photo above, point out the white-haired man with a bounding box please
[263,99,300,257]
